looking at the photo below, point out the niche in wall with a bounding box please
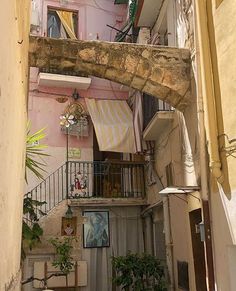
[177,260,189,291]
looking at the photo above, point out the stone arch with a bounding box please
[29,36,191,111]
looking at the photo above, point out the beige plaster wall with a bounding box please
[0,0,30,290]
[26,200,83,257]
[151,109,199,291]
[146,1,201,289]
[145,0,236,290]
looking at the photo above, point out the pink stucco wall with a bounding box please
[40,0,127,41]
[29,0,128,148]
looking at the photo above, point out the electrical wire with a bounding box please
[92,0,124,16]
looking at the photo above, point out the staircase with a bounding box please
[26,161,145,215]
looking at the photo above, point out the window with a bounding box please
[157,14,168,46]
[151,0,176,47]
[165,162,174,186]
[47,8,78,39]
[177,261,189,290]
[153,220,166,260]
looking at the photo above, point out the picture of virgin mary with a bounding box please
[83,211,110,248]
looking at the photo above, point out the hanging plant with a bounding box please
[63,101,87,121]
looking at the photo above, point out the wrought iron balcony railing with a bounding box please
[26,161,145,215]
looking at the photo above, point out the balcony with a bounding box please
[143,93,174,141]
[26,161,146,214]
[143,93,173,129]
[134,0,164,28]
[68,161,145,198]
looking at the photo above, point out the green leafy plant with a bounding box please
[22,237,75,287]
[22,124,49,259]
[26,122,49,181]
[22,196,46,259]
[49,237,75,286]
[112,252,167,291]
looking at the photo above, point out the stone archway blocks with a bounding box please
[29,36,191,111]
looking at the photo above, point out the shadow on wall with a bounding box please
[182,87,200,187]
[183,76,231,199]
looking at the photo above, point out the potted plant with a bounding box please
[112,252,167,291]
[49,237,75,287]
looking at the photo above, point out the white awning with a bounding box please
[85,98,136,153]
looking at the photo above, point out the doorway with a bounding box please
[189,208,207,291]
[93,130,122,197]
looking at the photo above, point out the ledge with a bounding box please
[38,72,91,90]
[143,111,174,141]
[70,197,147,207]
[135,0,163,27]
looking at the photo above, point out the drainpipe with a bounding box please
[205,0,227,190]
[142,196,175,291]
[195,58,216,291]
[195,0,224,184]
[162,196,175,291]
[194,3,216,291]
[145,153,175,291]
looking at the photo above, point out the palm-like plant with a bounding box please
[25,122,49,181]
[22,123,49,261]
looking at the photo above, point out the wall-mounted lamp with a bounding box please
[65,205,73,219]
[158,186,201,203]
[159,186,200,195]
[72,89,80,101]
[199,221,205,242]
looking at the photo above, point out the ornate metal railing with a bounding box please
[26,161,145,214]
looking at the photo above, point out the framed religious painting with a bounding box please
[83,211,110,248]
[61,217,77,236]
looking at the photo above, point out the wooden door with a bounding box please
[189,209,207,291]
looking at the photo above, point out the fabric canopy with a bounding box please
[85,98,136,153]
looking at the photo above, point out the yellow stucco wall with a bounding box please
[214,0,236,190]
[209,1,236,290]
[0,1,30,289]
